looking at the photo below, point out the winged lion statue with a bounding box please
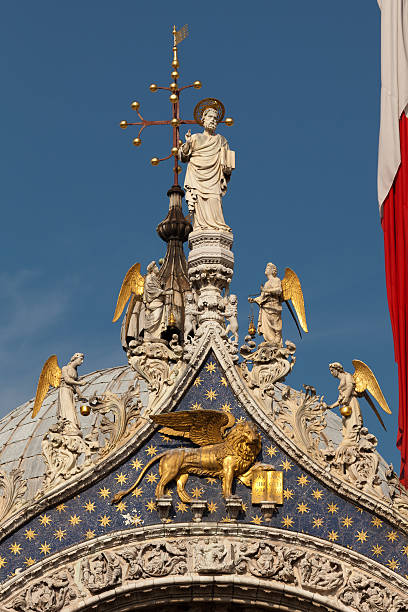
[112,409,262,504]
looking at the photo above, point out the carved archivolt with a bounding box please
[2,531,407,612]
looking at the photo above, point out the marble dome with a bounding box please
[0,365,148,501]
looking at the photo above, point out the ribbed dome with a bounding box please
[0,365,148,500]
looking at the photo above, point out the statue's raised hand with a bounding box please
[185,129,192,143]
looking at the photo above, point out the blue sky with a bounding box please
[1,2,400,469]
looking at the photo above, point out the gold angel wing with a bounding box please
[32,355,62,418]
[151,410,235,446]
[112,263,145,323]
[281,268,308,333]
[352,359,391,414]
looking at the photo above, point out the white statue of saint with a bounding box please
[179,104,235,232]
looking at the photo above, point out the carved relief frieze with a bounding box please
[235,541,303,582]
[2,530,408,612]
[193,537,233,574]
[80,552,122,594]
[4,568,78,612]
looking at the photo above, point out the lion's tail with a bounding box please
[111,453,165,504]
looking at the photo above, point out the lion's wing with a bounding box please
[151,410,235,446]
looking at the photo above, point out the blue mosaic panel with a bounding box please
[0,352,407,582]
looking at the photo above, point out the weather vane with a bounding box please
[119,24,234,186]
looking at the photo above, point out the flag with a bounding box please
[378,0,408,486]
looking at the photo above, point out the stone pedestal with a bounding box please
[225,496,242,521]
[190,499,207,522]
[156,497,173,523]
[188,230,234,326]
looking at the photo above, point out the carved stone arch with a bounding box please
[69,576,351,612]
[2,526,407,612]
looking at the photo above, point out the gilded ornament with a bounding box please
[112,410,261,504]
[171,59,179,69]
[130,101,140,110]
[281,267,308,333]
[193,97,225,126]
[112,262,145,322]
[225,117,234,126]
[80,405,91,416]
[176,165,182,173]
[340,405,352,418]
[149,84,158,92]
[151,157,160,166]
[119,120,128,129]
[174,23,188,46]
[170,146,178,155]
[171,70,179,79]
[169,93,178,103]
[352,359,391,414]
[33,355,62,418]
[169,82,178,91]
[170,118,180,127]
[133,137,141,146]
[251,468,283,504]
[193,80,202,89]
[248,317,256,337]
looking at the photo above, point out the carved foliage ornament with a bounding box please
[89,384,143,457]
[0,469,26,524]
[240,340,296,398]
[4,538,408,612]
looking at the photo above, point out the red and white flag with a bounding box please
[378,0,408,486]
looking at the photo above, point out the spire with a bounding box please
[116,25,235,349]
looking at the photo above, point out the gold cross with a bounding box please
[119,25,233,186]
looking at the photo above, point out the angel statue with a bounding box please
[112,409,261,504]
[179,98,235,233]
[113,261,172,344]
[248,264,308,347]
[327,360,391,467]
[32,353,86,428]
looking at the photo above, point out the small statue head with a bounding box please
[147,261,159,274]
[70,353,84,366]
[185,292,194,303]
[202,107,218,133]
[265,262,278,278]
[229,294,237,304]
[329,362,344,377]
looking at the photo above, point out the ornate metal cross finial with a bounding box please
[119,24,234,186]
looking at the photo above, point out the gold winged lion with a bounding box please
[112,410,262,504]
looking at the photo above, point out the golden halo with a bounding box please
[194,98,225,126]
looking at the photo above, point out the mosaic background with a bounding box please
[0,352,407,582]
